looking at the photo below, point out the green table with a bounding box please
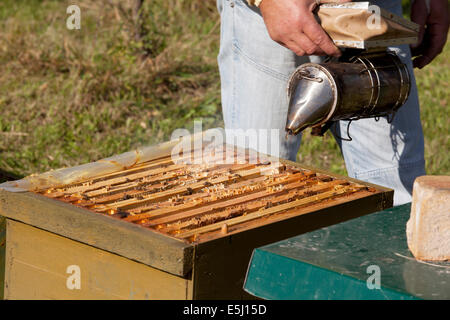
[244,204,450,300]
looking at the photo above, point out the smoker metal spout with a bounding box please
[285,64,337,136]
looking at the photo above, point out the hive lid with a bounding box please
[318,2,420,49]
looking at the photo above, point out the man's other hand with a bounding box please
[259,0,351,57]
[411,0,449,69]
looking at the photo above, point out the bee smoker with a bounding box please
[285,50,411,137]
[285,2,420,137]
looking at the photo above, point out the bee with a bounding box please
[121,194,132,201]
[264,202,273,209]
[114,209,129,219]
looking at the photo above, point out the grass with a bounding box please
[0,0,448,182]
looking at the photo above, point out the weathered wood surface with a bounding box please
[0,217,5,300]
[145,172,315,227]
[178,181,355,239]
[2,220,190,300]
[280,158,394,194]
[0,190,193,277]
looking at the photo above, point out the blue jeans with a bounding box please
[217,0,426,205]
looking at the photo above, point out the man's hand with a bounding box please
[259,0,351,57]
[410,0,449,69]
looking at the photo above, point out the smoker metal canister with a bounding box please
[286,51,411,135]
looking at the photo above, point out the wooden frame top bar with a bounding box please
[0,141,393,277]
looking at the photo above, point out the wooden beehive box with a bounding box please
[0,138,393,299]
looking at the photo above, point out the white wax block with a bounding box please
[406,176,450,261]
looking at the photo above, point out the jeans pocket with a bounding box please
[232,2,299,82]
[232,41,290,82]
